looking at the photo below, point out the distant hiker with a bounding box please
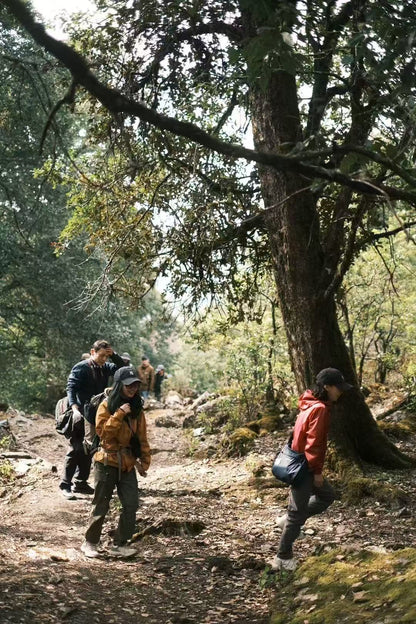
[81,366,151,558]
[271,368,352,572]
[59,340,125,499]
[81,352,91,360]
[154,365,167,401]
[121,352,132,365]
[137,356,155,399]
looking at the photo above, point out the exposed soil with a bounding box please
[1,404,416,624]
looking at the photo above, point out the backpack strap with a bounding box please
[87,360,105,395]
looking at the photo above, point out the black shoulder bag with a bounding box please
[272,432,309,487]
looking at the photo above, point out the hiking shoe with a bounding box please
[81,541,99,558]
[111,545,137,557]
[275,514,287,530]
[59,484,76,500]
[270,555,297,572]
[73,482,94,495]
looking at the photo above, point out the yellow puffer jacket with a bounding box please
[94,400,151,472]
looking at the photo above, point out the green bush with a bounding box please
[0,460,14,483]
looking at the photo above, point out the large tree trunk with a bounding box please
[249,70,411,469]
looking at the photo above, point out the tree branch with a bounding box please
[138,21,243,88]
[306,1,354,138]
[212,88,239,135]
[323,195,370,300]
[4,0,416,203]
[296,144,416,188]
[361,220,416,246]
[189,185,313,255]
[159,146,253,202]
[39,79,76,153]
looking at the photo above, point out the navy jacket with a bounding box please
[66,353,124,410]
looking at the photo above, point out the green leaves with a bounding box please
[0,16,180,411]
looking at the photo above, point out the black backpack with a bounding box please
[83,392,106,456]
[55,397,73,438]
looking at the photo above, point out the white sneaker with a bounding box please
[59,485,76,500]
[81,541,99,558]
[270,555,297,571]
[111,544,137,557]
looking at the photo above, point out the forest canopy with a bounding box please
[1,1,416,449]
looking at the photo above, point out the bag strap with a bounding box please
[88,360,104,394]
[126,416,139,441]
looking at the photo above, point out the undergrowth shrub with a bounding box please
[0,460,14,483]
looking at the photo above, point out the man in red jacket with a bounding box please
[271,368,352,571]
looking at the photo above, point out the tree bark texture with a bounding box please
[249,71,411,469]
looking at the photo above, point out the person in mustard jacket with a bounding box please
[81,366,151,558]
[271,368,352,572]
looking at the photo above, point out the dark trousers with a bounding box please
[85,461,139,546]
[278,473,335,559]
[154,381,162,401]
[61,435,92,486]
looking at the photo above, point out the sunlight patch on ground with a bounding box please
[27,546,79,562]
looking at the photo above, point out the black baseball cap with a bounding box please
[316,368,353,391]
[114,366,140,385]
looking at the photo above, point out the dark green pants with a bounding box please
[85,461,139,546]
[278,473,335,559]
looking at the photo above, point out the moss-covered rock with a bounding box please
[343,477,408,506]
[324,443,364,483]
[247,476,287,490]
[319,443,409,506]
[223,426,258,456]
[246,414,283,434]
[378,417,416,440]
[183,396,237,432]
[270,547,416,624]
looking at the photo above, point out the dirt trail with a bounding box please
[0,409,280,624]
[3,406,416,624]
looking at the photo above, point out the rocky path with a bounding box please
[0,408,283,624]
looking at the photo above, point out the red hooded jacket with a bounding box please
[291,390,331,475]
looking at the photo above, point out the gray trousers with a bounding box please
[85,461,139,546]
[278,472,335,559]
[61,433,91,487]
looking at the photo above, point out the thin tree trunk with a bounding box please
[265,299,278,404]
[338,297,357,378]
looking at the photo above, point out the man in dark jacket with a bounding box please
[59,339,124,499]
[154,365,167,401]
